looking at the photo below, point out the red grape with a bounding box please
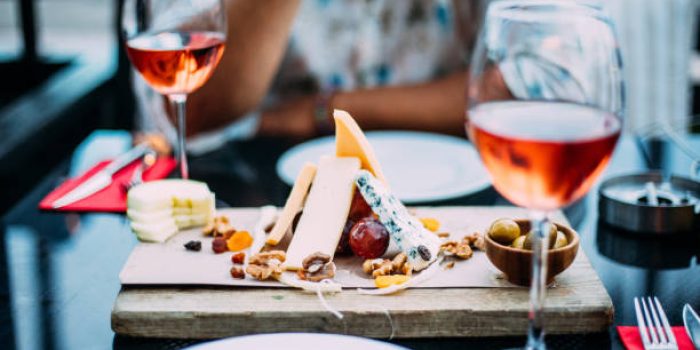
[348,190,373,220]
[349,217,389,259]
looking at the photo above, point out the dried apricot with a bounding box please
[420,218,440,232]
[226,231,253,252]
[374,274,410,288]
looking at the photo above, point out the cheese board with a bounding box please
[113,109,613,339]
[112,206,613,339]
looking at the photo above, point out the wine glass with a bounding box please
[466,1,623,348]
[122,0,227,179]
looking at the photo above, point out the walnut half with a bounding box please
[246,250,286,281]
[363,253,412,278]
[297,252,336,282]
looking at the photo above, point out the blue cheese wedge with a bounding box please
[355,170,441,271]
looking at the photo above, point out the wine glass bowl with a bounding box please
[466,1,623,348]
[122,0,227,179]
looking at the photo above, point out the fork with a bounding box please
[124,150,157,191]
[634,296,678,350]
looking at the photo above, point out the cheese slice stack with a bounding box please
[127,179,215,242]
[284,156,360,269]
[275,109,439,274]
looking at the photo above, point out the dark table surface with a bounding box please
[1,130,699,350]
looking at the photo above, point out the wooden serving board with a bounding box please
[111,206,613,339]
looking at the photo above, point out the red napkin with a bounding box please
[39,157,176,213]
[618,326,695,350]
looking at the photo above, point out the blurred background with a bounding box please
[1,0,700,349]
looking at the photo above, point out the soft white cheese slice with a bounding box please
[127,179,215,242]
[130,220,179,242]
[128,179,212,212]
[284,156,360,270]
[127,208,172,223]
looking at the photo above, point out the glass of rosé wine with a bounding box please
[466,1,623,349]
[122,0,226,179]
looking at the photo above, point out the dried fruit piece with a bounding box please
[420,218,441,232]
[436,232,450,239]
[226,230,253,251]
[230,266,245,279]
[231,252,246,265]
[375,274,409,288]
[184,240,201,251]
[212,237,227,254]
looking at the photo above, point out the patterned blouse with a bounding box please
[135,0,484,154]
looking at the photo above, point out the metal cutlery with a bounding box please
[52,143,152,208]
[124,150,157,191]
[634,296,678,350]
[684,304,700,350]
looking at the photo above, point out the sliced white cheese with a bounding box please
[173,213,210,229]
[284,156,360,270]
[127,179,215,242]
[127,208,172,223]
[130,220,179,243]
[267,163,317,245]
[128,179,212,212]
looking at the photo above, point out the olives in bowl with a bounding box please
[484,219,579,286]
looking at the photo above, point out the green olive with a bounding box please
[523,223,558,250]
[511,235,527,249]
[488,218,521,245]
[552,231,568,249]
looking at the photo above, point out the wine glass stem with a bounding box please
[526,211,551,350]
[170,94,189,179]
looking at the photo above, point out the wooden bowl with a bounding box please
[484,219,579,286]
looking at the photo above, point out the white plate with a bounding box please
[186,333,409,350]
[276,131,491,203]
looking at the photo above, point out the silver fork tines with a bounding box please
[634,296,678,350]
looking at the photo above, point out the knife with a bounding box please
[52,143,152,209]
[684,304,700,350]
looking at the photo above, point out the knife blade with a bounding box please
[52,144,151,209]
[684,304,700,350]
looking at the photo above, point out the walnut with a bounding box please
[362,259,385,274]
[464,232,485,251]
[372,260,393,278]
[246,250,286,281]
[202,215,235,237]
[297,252,336,282]
[363,254,413,278]
[391,253,407,273]
[440,240,473,260]
[401,262,413,277]
[249,250,286,265]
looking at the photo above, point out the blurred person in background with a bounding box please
[134,0,484,154]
